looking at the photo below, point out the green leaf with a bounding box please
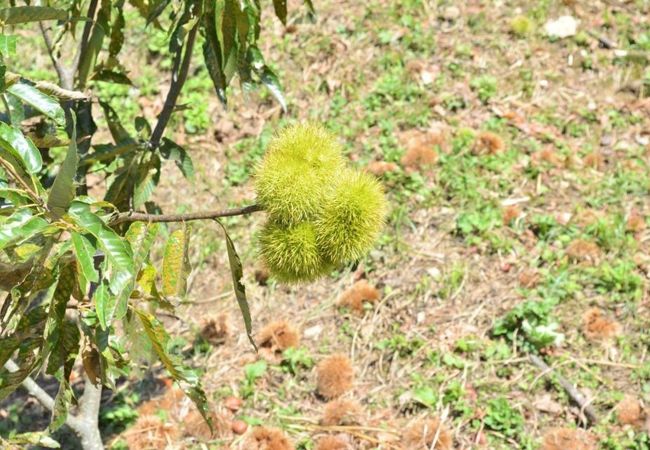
[0,304,50,401]
[0,122,43,173]
[135,308,212,428]
[68,202,134,324]
[68,202,134,276]
[0,209,48,251]
[215,219,256,349]
[246,47,286,111]
[47,115,78,218]
[71,232,100,285]
[0,35,17,57]
[104,156,139,211]
[272,0,287,25]
[7,432,60,448]
[146,0,173,24]
[99,101,133,144]
[91,69,132,85]
[125,221,159,271]
[259,66,287,112]
[108,1,126,59]
[159,138,194,179]
[202,10,228,105]
[7,83,65,125]
[161,227,190,297]
[303,0,316,21]
[0,305,48,368]
[0,6,67,24]
[133,155,160,209]
[77,7,108,89]
[42,263,80,431]
[0,188,33,206]
[93,282,116,330]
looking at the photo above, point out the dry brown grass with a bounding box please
[402,418,452,450]
[316,354,355,399]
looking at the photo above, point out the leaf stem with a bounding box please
[0,158,42,206]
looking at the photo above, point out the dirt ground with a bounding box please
[4,0,650,449]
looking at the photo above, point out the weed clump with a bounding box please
[402,418,452,449]
[316,354,355,399]
[510,16,534,37]
[255,123,387,282]
[321,399,362,426]
[582,307,620,341]
[338,279,381,313]
[247,426,295,450]
[540,428,597,450]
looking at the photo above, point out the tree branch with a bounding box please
[4,360,105,449]
[4,360,56,411]
[110,204,263,225]
[529,354,598,425]
[149,20,200,148]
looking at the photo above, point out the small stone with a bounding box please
[231,419,248,435]
[544,16,579,39]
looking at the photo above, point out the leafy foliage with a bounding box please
[0,0,314,446]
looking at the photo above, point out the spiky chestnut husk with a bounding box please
[254,123,345,224]
[317,169,387,264]
[259,220,331,282]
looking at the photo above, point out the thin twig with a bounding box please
[587,30,617,49]
[529,354,598,425]
[38,22,71,87]
[149,20,200,148]
[110,204,263,225]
